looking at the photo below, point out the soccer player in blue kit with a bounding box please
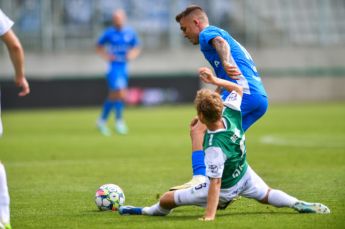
[170,5,268,190]
[96,9,140,135]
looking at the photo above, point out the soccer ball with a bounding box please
[95,184,125,211]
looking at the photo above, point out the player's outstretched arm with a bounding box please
[200,177,221,221]
[199,67,243,96]
[1,29,30,96]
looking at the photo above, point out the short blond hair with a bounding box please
[194,89,223,123]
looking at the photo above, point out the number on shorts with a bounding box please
[194,182,207,190]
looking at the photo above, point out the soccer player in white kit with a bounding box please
[0,8,30,136]
[1,8,30,229]
[119,67,330,221]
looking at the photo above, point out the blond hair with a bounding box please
[194,89,223,124]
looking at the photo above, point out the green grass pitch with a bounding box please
[1,103,344,228]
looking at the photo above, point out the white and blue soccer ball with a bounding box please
[95,184,125,211]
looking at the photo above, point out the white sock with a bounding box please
[268,189,298,208]
[0,163,10,224]
[142,203,171,216]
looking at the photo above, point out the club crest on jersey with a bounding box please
[214,60,220,68]
[224,91,238,104]
[209,164,219,174]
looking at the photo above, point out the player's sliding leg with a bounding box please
[244,166,330,214]
[169,150,207,191]
[261,189,330,214]
[119,191,175,216]
[264,189,298,207]
[118,205,143,215]
[120,186,208,217]
[119,203,172,216]
[292,201,330,214]
[0,163,11,229]
[97,99,113,136]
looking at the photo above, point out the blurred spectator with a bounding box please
[16,0,41,33]
[64,0,92,25]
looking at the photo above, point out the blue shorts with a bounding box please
[107,64,128,91]
[221,91,268,131]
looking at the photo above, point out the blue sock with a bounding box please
[100,100,114,121]
[192,150,206,176]
[114,100,124,121]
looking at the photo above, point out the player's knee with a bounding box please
[259,188,271,204]
[159,191,176,209]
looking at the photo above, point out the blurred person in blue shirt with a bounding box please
[96,9,140,135]
[170,5,268,191]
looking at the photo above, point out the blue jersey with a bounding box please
[97,26,140,66]
[199,26,266,96]
[97,26,139,90]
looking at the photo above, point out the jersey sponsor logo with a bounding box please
[232,164,245,178]
[214,60,220,68]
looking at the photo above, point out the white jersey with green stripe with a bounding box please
[203,91,248,189]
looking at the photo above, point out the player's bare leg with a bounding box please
[0,162,11,229]
[260,188,330,214]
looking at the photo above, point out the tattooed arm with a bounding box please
[211,36,241,80]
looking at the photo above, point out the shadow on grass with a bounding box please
[80,208,298,222]
[90,211,297,221]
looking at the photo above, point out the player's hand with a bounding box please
[190,117,206,134]
[198,67,217,84]
[190,117,206,151]
[190,117,199,128]
[223,62,241,80]
[15,76,30,97]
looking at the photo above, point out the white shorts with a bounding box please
[174,166,269,208]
